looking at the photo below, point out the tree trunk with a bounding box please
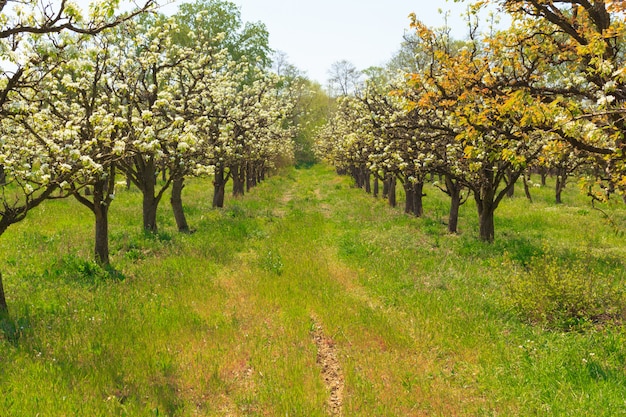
[246,162,256,192]
[352,166,362,188]
[382,175,389,199]
[555,171,566,204]
[448,185,461,234]
[388,176,397,208]
[142,158,158,232]
[232,164,245,197]
[213,166,226,208]
[555,180,563,204]
[171,177,189,233]
[93,179,110,266]
[475,180,496,243]
[404,181,414,214]
[0,273,7,315]
[413,181,424,217]
[363,169,371,194]
[522,172,533,203]
[478,207,495,243]
[373,176,379,198]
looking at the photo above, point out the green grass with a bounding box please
[0,165,625,416]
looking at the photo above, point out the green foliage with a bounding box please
[504,253,626,330]
[174,0,271,68]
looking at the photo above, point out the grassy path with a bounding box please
[0,165,625,415]
[174,166,494,415]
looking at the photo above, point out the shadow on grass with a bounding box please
[456,234,545,267]
[43,254,126,288]
[0,311,30,346]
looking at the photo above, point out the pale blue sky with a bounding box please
[228,0,473,84]
[102,1,503,84]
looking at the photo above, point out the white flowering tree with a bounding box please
[14,32,124,266]
[0,0,154,310]
[315,96,376,192]
[362,79,432,216]
[228,71,296,197]
[104,15,216,233]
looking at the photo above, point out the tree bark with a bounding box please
[0,165,5,186]
[413,181,424,217]
[232,163,245,197]
[373,176,379,198]
[522,172,533,203]
[555,171,566,204]
[213,166,226,208]
[448,189,461,234]
[475,189,496,243]
[171,177,189,233]
[73,168,115,266]
[246,162,256,192]
[478,206,495,243]
[445,176,462,234]
[0,273,7,315]
[382,175,389,199]
[363,169,371,194]
[142,160,159,232]
[388,175,396,208]
[93,178,110,266]
[404,181,414,214]
[475,174,497,243]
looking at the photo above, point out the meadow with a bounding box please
[0,164,625,416]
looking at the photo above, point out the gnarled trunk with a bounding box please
[522,171,533,203]
[363,167,371,194]
[213,165,226,208]
[382,174,389,199]
[171,177,189,233]
[404,181,414,214]
[93,178,110,266]
[246,162,257,192]
[142,189,158,233]
[478,207,495,243]
[387,175,397,208]
[413,181,424,217]
[232,163,245,197]
[373,176,379,198]
[555,170,567,204]
[474,168,497,242]
[445,175,462,234]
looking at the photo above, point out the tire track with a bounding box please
[311,318,344,416]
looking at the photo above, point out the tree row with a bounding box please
[0,0,299,311]
[316,0,626,242]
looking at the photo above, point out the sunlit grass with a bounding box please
[0,165,624,415]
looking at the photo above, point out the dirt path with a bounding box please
[312,318,344,416]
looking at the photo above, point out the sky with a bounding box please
[89,0,505,85]
[228,0,473,84]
